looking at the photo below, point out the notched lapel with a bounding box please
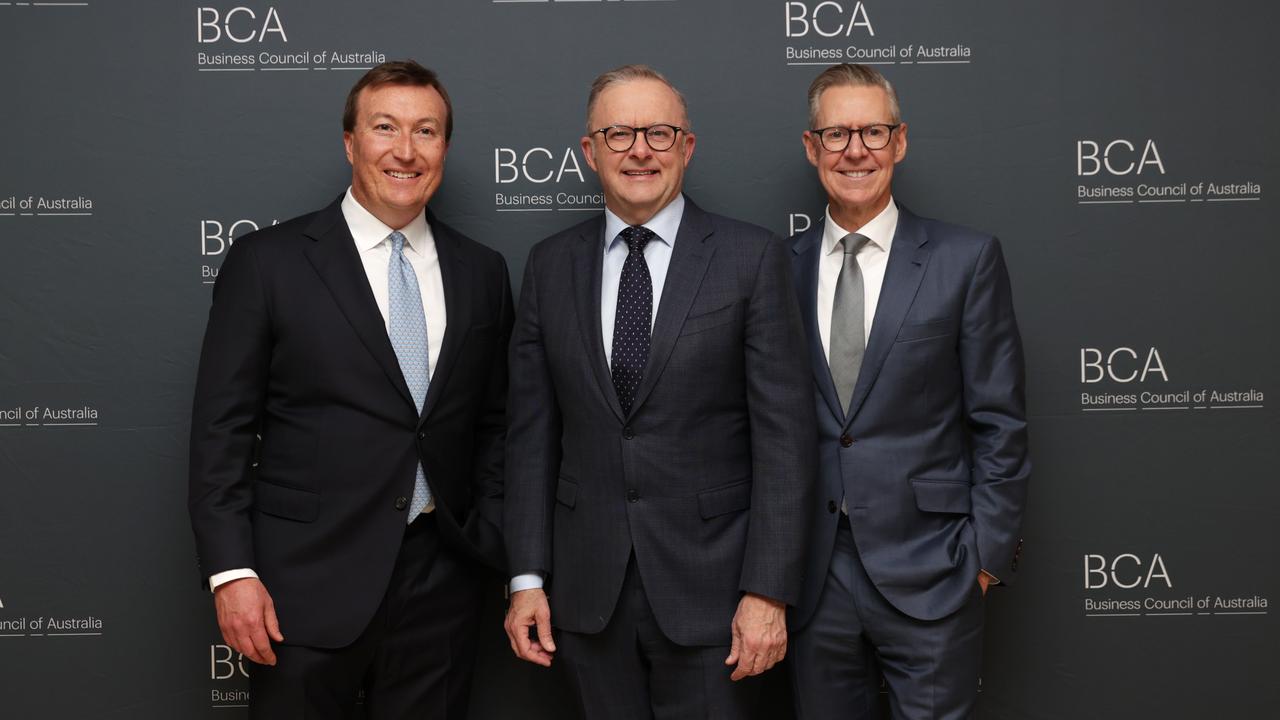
[627,205,716,418]
[570,218,624,422]
[792,222,844,422]
[844,212,932,427]
[419,215,470,425]
[302,201,415,409]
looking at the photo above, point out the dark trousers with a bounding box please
[249,514,485,720]
[556,555,763,720]
[790,517,985,720]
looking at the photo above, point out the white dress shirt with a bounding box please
[208,188,446,592]
[817,199,898,361]
[509,195,686,595]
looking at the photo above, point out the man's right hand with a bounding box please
[504,588,555,666]
[214,577,284,666]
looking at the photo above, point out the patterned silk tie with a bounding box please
[830,233,870,415]
[387,230,432,522]
[611,225,655,415]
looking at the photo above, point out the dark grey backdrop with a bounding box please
[1,1,1276,717]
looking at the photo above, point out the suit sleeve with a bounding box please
[959,237,1030,583]
[503,246,562,580]
[739,235,818,605]
[458,254,515,575]
[188,239,272,586]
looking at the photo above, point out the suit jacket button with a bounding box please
[419,431,426,440]
[394,496,408,511]
[827,500,838,514]
[623,426,635,439]
[840,434,854,447]
[626,489,639,503]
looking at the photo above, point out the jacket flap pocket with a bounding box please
[896,318,952,343]
[254,481,319,522]
[697,480,752,519]
[680,301,741,337]
[556,478,578,509]
[910,477,971,514]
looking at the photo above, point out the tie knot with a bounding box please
[620,225,655,254]
[388,230,407,255]
[840,233,869,255]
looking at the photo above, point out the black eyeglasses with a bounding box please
[809,124,901,152]
[591,124,685,152]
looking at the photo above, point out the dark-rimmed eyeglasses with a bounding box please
[591,124,685,152]
[809,124,901,152]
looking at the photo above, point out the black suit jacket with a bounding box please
[504,198,816,646]
[189,195,512,649]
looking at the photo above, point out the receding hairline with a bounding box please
[585,64,691,132]
[807,63,901,128]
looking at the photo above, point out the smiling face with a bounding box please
[581,78,695,226]
[804,84,907,231]
[343,83,449,230]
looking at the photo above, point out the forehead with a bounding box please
[591,79,686,125]
[356,83,446,119]
[815,84,892,124]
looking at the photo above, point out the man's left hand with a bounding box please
[724,593,787,681]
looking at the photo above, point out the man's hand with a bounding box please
[504,588,556,667]
[978,570,995,596]
[214,577,283,666]
[725,593,787,681]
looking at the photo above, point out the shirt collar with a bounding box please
[603,193,685,250]
[822,197,898,257]
[341,187,432,254]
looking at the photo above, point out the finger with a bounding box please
[525,642,554,667]
[535,607,556,653]
[724,629,742,665]
[264,604,284,643]
[512,617,535,659]
[247,624,277,666]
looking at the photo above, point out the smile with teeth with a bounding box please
[840,170,874,179]
[385,170,421,179]
[624,170,658,176]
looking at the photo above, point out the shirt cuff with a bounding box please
[209,568,259,593]
[509,573,544,594]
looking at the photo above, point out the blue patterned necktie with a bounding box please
[611,225,655,415]
[387,230,432,522]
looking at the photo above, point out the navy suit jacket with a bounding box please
[189,196,512,648]
[790,206,1029,626]
[504,198,816,646]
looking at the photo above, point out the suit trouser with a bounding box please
[249,513,485,720]
[790,516,984,720]
[556,555,764,720]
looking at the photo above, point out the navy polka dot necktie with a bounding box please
[611,225,655,415]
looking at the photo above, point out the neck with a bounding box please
[829,196,889,234]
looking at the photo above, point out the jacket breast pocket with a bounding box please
[254,480,319,522]
[895,318,953,343]
[910,477,971,514]
[697,480,752,519]
[679,301,741,337]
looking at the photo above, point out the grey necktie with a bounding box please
[387,231,432,522]
[829,233,870,415]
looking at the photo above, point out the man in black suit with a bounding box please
[189,60,512,719]
[502,64,815,719]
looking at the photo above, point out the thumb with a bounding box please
[724,626,742,665]
[264,601,284,643]
[536,604,556,652]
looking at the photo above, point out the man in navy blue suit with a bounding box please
[787,63,1030,720]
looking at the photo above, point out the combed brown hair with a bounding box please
[807,63,901,127]
[343,60,453,141]
[585,64,690,131]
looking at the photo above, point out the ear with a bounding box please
[581,134,598,173]
[892,122,908,164]
[803,131,820,168]
[679,130,696,167]
[343,132,354,165]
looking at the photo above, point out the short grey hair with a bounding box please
[807,63,901,127]
[585,64,691,131]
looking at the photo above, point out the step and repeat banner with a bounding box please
[1,1,1277,718]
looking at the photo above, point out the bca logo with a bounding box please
[1084,554,1172,589]
[494,147,586,184]
[1076,139,1165,176]
[1080,347,1168,383]
[210,644,251,679]
[197,7,288,44]
[202,218,280,256]
[785,2,875,37]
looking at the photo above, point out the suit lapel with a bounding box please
[419,212,469,425]
[792,220,845,422]
[627,200,716,419]
[844,207,932,428]
[302,197,415,409]
[570,215,625,422]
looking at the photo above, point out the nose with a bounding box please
[842,133,869,160]
[392,132,415,161]
[629,131,655,160]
